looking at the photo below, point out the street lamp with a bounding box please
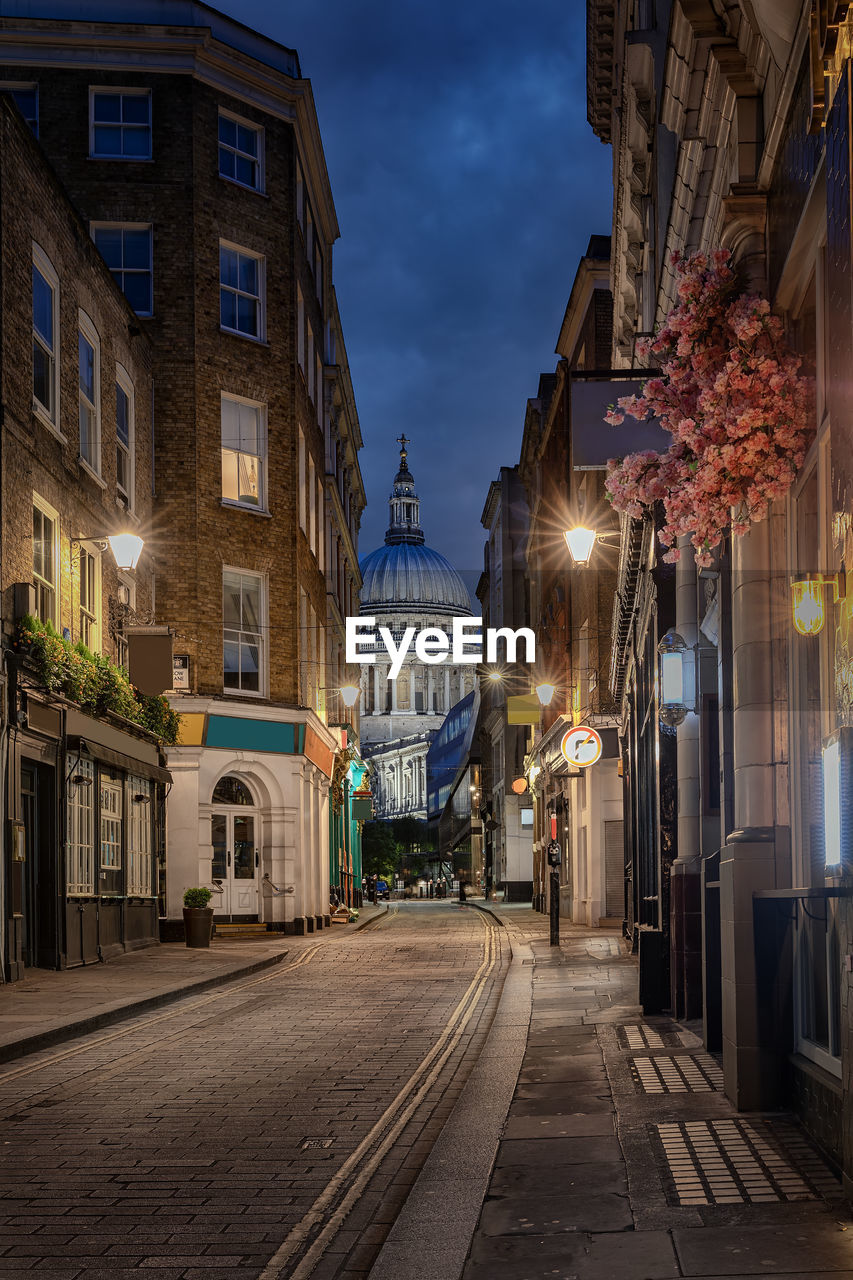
[657,628,691,726]
[339,683,360,707]
[73,531,144,571]
[791,575,845,637]
[562,524,620,566]
[535,681,556,706]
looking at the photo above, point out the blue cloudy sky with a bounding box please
[216,0,613,573]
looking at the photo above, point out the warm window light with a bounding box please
[563,525,597,566]
[106,532,144,571]
[535,682,556,706]
[339,684,360,708]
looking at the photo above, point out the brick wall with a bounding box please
[0,54,334,705]
[0,97,154,653]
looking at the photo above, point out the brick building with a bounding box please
[0,1,365,934]
[0,95,169,977]
[519,237,626,927]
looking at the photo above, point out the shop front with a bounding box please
[5,689,169,980]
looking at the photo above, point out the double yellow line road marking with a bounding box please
[260,913,500,1280]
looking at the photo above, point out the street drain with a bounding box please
[623,1025,666,1050]
[654,1118,841,1207]
[631,1053,723,1093]
[301,1138,333,1149]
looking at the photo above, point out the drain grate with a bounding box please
[655,1119,841,1206]
[631,1053,723,1093]
[301,1137,333,1150]
[624,1025,666,1050]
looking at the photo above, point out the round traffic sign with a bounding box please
[560,725,603,768]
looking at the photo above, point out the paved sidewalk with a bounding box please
[462,905,853,1280]
[0,905,386,1063]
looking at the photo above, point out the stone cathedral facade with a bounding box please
[358,439,474,820]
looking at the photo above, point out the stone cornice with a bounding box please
[0,18,340,243]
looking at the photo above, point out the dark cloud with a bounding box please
[214,0,612,571]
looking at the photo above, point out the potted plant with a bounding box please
[183,887,214,948]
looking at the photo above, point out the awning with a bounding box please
[67,736,172,785]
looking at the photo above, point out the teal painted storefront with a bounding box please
[330,754,370,907]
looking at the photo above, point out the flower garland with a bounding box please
[604,249,814,566]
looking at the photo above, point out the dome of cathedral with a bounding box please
[359,437,472,618]
[360,542,471,616]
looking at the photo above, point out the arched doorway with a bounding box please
[210,775,260,919]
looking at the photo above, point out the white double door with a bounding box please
[211,809,260,918]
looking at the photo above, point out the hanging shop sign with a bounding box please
[560,725,603,768]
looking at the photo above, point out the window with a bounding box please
[79,545,100,651]
[92,224,153,315]
[115,366,135,509]
[296,154,305,230]
[218,111,263,191]
[220,242,264,339]
[78,313,101,474]
[1,83,38,135]
[127,777,153,896]
[212,775,255,806]
[314,240,323,304]
[223,569,264,694]
[297,286,305,369]
[67,758,95,895]
[32,496,58,625]
[298,428,307,531]
[308,452,316,553]
[90,89,151,159]
[32,244,59,425]
[100,779,123,872]
[115,573,135,670]
[221,394,265,509]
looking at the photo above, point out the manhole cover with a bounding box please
[301,1138,333,1150]
[631,1053,723,1093]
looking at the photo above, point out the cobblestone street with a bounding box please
[0,904,508,1280]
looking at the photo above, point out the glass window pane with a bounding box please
[93,93,121,122]
[93,125,121,154]
[218,115,236,146]
[116,384,129,446]
[220,246,237,288]
[238,254,257,294]
[79,332,95,399]
[235,155,255,187]
[33,340,53,413]
[241,578,260,630]
[241,639,260,691]
[220,288,237,331]
[123,229,150,269]
[122,273,152,315]
[80,402,93,460]
[223,573,242,627]
[117,444,128,493]
[93,227,123,268]
[221,399,240,449]
[237,454,259,505]
[32,266,53,345]
[237,294,257,335]
[121,94,150,124]
[238,403,259,454]
[221,448,239,502]
[122,127,150,158]
[223,638,240,688]
[219,146,235,179]
[236,124,258,157]
[211,814,227,878]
